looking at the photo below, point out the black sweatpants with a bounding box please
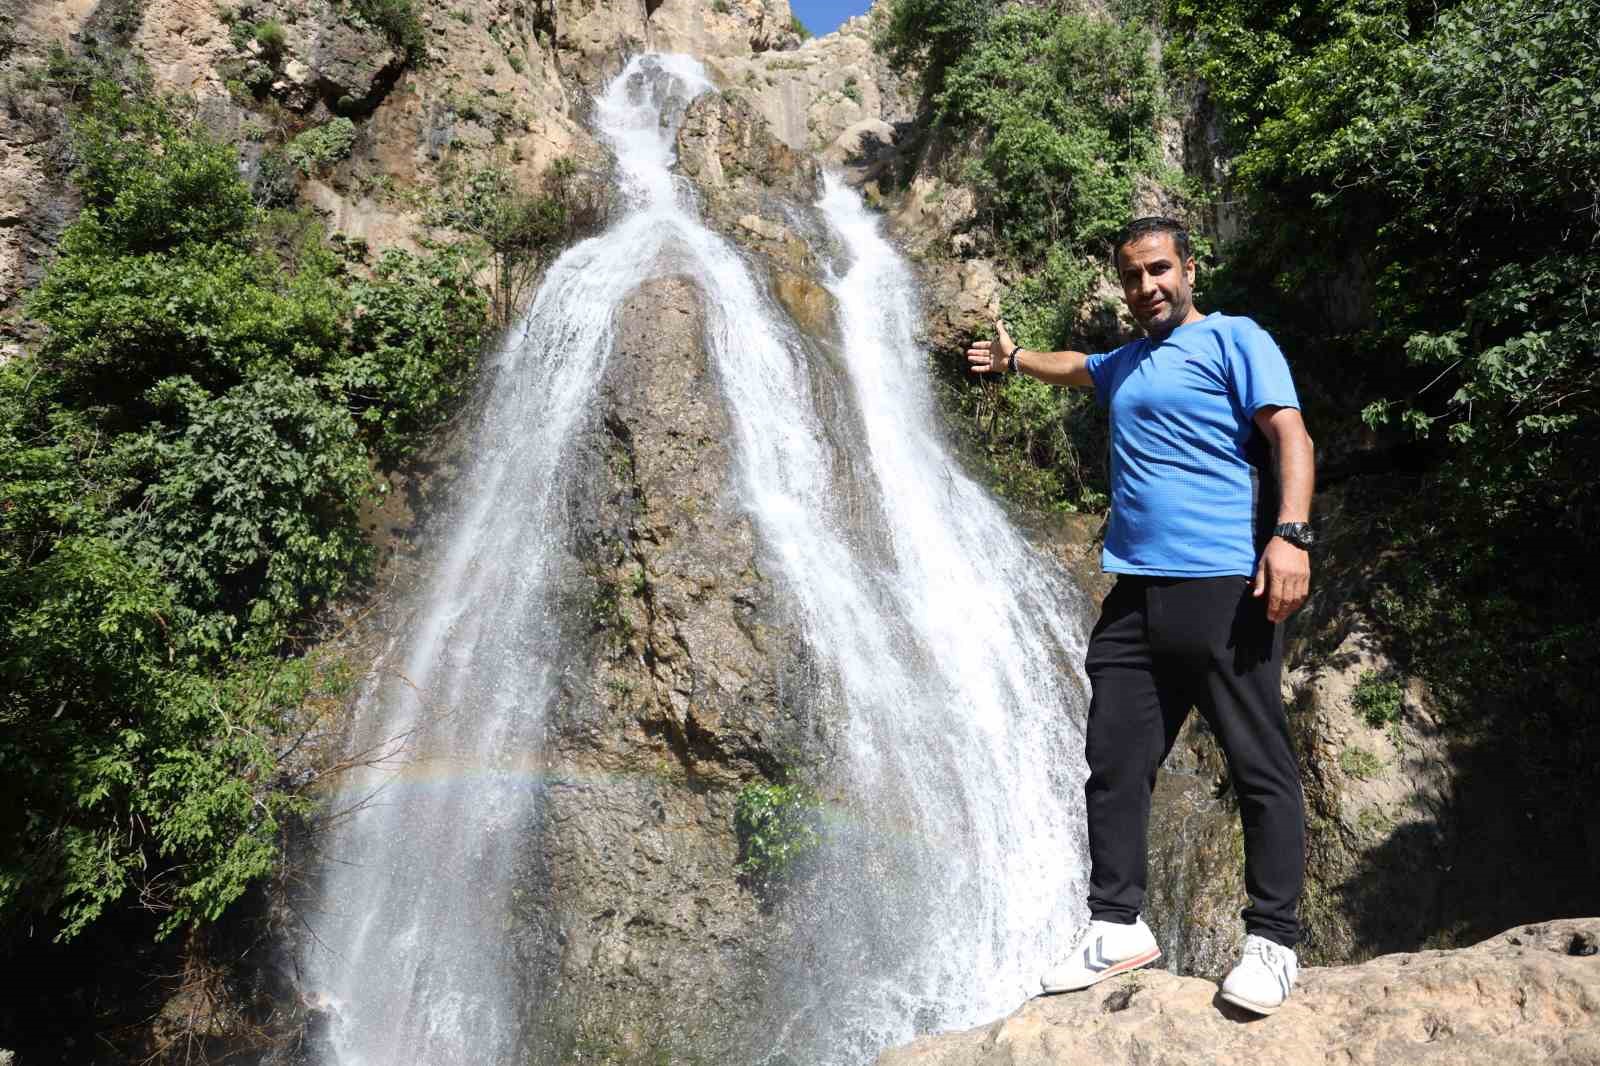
[1083,575,1305,948]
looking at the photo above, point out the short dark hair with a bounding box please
[1112,217,1192,270]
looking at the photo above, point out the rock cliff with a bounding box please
[523,273,816,1062]
[877,919,1600,1066]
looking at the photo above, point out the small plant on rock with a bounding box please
[286,116,358,175]
[253,18,287,60]
[1351,670,1405,728]
[1338,747,1384,780]
[734,780,822,887]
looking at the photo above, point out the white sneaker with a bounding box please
[1220,934,1298,1015]
[1040,917,1162,993]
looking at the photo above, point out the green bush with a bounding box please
[1166,0,1600,859]
[734,781,822,886]
[253,18,287,59]
[933,6,1164,254]
[430,162,598,330]
[1350,671,1403,729]
[251,147,299,207]
[1,82,489,942]
[876,0,1164,514]
[876,0,996,93]
[347,0,425,65]
[285,116,358,175]
[332,244,489,465]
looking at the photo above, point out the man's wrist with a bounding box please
[1271,521,1314,551]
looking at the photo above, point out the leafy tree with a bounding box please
[430,160,597,331]
[1,81,490,943]
[334,243,489,464]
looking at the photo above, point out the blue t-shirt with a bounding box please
[1086,313,1300,578]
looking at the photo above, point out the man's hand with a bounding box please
[1253,538,1310,623]
[966,319,1018,374]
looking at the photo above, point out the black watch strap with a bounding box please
[1272,522,1315,551]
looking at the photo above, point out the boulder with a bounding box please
[876,919,1600,1066]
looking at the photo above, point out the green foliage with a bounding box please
[253,18,287,59]
[431,160,599,329]
[252,147,299,207]
[841,75,862,105]
[789,13,811,40]
[285,116,359,175]
[712,0,730,13]
[2,83,489,942]
[877,0,1166,513]
[345,0,426,65]
[66,81,256,254]
[733,781,822,886]
[934,6,1164,253]
[1338,747,1384,780]
[876,0,996,91]
[1167,0,1600,854]
[333,244,489,465]
[1350,670,1403,728]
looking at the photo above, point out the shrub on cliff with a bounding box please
[430,160,602,330]
[734,781,823,890]
[1,82,488,941]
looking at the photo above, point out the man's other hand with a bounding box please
[1253,538,1310,623]
[966,319,1018,374]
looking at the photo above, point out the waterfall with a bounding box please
[296,54,718,1066]
[297,52,1093,1066]
[724,176,1092,1063]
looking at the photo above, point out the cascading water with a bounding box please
[298,52,1094,1066]
[719,176,1094,1063]
[296,55,718,1066]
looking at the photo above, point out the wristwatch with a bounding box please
[1272,522,1315,551]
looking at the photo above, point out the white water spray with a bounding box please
[715,174,1094,1062]
[297,55,717,1066]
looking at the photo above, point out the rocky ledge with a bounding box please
[878,919,1600,1066]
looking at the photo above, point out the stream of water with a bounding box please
[297,54,1092,1066]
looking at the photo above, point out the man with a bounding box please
[966,217,1314,1015]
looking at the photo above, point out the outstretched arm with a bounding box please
[1252,405,1315,622]
[966,319,1094,388]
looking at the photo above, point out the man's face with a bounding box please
[1116,232,1196,338]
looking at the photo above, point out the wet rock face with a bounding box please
[677,88,820,203]
[676,90,838,346]
[532,275,811,1063]
[1141,717,1250,979]
[297,11,401,113]
[877,918,1600,1066]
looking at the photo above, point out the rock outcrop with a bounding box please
[703,11,914,157]
[674,88,837,342]
[877,919,1600,1066]
[526,274,817,1063]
